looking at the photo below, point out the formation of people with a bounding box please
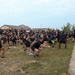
[0,29,75,58]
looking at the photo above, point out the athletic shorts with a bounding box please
[31,46,35,51]
[59,40,66,44]
[0,45,2,48]
[24,42,31,47]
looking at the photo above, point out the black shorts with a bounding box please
[24,42,31,47]
[74,35,75,38]
[0,45,2,48]
[31,47,36,51]
[59,40,66,44]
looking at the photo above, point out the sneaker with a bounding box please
[36,54,40,57]
[29,53,33,56]
[9,46,12,49]
[26,52,29,54]
[1,56,5,58]
[48,46,50,48]
[24,49,26,51]
[13,46,16,48]
[21,43,23,45]
[52,47,55,49]
[33,55,36,58]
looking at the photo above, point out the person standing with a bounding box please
[59,31,67,49]
[12,34,17,48]
[73,30,75,41]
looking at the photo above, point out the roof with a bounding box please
[1,24,31,30]
[19,24,31,30]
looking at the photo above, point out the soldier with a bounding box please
[0,35,5,58]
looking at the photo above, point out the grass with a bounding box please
[0,41,74,75]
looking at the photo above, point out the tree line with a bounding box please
[62,22,75,33]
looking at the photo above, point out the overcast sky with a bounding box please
[0,0,75,29]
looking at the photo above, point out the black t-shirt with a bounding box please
[59,33,67,41]
[30,38,35,42]
[0,37,4,48]
[12,36,17,41]
[43,37,48,41]
[1,36,6,43]
[74,32,75,38]
[31,41,41,49]
[0,29,3,35]
[23,39,31,47]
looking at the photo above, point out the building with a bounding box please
[0,24,31,30]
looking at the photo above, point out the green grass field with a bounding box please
[0,42,74,75]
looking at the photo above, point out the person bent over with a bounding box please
[31,37,43,57]
[23,35,33,55]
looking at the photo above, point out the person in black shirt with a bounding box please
[48,34,55,48]
[43,34,50,47]
[30,35,35,44]
[0,29,3,35]
[7,35,12,49]
[23,35,33,55]
[73,30,75,41]
[31,37,43,57]
[57,30,60,42]
[23,35,31,48]
[59,31,67,49]
[35,32,40,41]
[0,35,5,58]
[12,35,17,48]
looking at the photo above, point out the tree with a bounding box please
[61,22,72,33]
[72,24,75,31]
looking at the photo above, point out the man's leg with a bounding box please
[34,49,38,57]
[59,43,61,49]
[0,48,1,56]
[65,42,67,49]
[37,48,41,54]
[1,47,5,58]
[23,44,27,51]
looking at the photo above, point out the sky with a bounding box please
[0,0,75,29]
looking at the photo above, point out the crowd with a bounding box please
[0,29,75,58]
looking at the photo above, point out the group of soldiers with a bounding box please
[0,29,75,58]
